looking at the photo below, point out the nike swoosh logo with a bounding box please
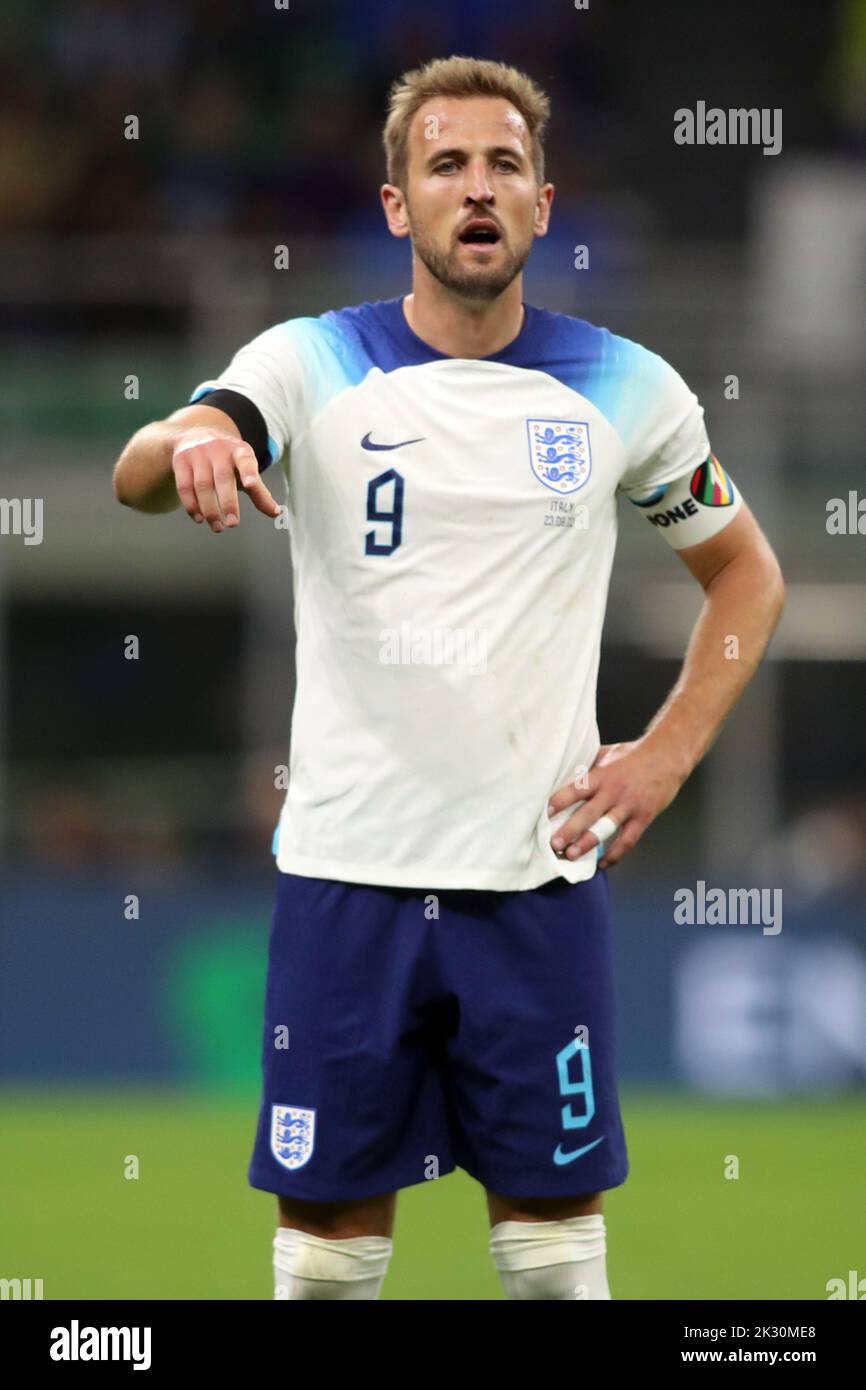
[361,431,425,451]
[552,1136,605,1166]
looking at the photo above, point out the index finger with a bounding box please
[238,469,283,519]
[547,772,602,816]
[232,447,282,518]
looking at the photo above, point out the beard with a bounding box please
[407,207,533,302]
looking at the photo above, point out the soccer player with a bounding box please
[113,56,784,1300]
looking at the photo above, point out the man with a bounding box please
[113,55,784,1300]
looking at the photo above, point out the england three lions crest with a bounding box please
[270,1104,316,1171]
[527,419,592,495]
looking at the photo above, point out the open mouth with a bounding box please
[458,221,502,246]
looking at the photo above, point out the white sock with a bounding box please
[489,1213,612,1300]
[273,1226,393,1300]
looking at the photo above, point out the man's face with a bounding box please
[384,96,553,302]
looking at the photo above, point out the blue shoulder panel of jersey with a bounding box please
[500,302,676,458]
[271,298,671,454]
[265,298,464,421]
[271,313,377,420]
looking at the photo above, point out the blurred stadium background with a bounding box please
[1,0,864,1299]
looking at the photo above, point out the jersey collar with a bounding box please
[380,294,541,367]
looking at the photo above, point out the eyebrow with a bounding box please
[423,145,526,170]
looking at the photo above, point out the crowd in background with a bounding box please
[2,0,863,242]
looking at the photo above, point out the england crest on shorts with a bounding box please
[527,419,592,495]
[270,1104,316,1171]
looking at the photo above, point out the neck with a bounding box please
[403,269,525,358]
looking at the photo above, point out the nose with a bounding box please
[464,156,494,203]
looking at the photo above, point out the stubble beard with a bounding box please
[407,204,533,303]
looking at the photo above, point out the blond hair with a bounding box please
[383,55,551,192]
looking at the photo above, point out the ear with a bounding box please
[381,183,412,239]
[534,182,555,237]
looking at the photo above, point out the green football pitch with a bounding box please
[1,1088,862,1300]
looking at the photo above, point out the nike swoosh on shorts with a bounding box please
[552,1135,606,1166]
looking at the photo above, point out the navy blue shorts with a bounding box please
[248,870,629,1201]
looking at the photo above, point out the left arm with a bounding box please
[547,503,785,867]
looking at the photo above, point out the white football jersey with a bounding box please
[189,296,741,890]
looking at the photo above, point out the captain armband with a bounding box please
[626,453,743,549]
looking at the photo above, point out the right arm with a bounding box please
[112,403,282,528]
